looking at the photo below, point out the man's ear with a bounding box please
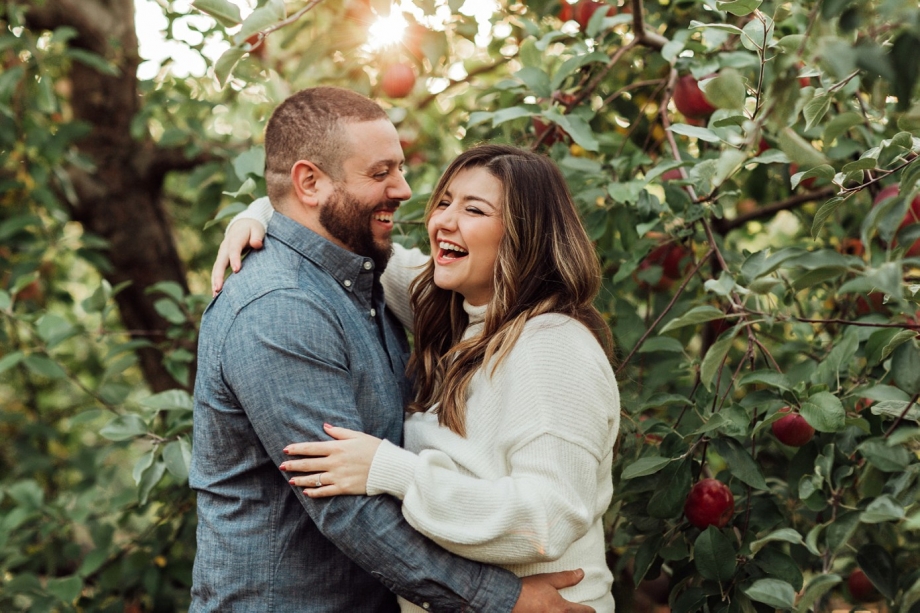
[290,160,324,207]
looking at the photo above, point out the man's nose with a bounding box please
[388,172,412,202]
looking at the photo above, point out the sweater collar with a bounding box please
[463,300,488,325]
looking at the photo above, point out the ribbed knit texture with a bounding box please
[231,204,620,612]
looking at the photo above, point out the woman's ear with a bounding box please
[290,160,324,208]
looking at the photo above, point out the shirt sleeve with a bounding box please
[226,196,273,235]
[380,243,429,331]
[365,318,620,566]
[367,435,601,565]
[222,289,522,612]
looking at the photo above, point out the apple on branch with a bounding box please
[380,63,416,99]
[684,478,734,529]
[673,74,716,120]
[772,407,815,447]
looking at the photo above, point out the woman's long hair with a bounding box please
[408,144,613,436]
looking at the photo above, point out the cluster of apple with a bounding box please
[558,0,621,31]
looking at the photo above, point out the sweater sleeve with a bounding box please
[366,317,620,566]
[380,243,429,332]
[226,196,273,235]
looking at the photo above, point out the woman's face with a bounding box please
[427,166,504,306]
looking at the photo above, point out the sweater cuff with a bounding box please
[226,196,273,236]
[366,439,418,499]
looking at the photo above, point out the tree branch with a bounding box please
[712,186,838,234]
[18,0,125,53]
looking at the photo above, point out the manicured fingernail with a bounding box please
[289,479,296,485]
[283,448,290,454]
[323,423,332,429]
[279,464,287,471]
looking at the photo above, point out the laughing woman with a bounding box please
[214,144,620,612]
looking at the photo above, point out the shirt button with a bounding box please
[422,604,430,610]
[343,279,352,287]
[363,261,373,270]
[370,308,376,317]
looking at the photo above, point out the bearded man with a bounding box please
[190,87,592,613]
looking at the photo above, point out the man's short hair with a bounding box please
[263,87,388,205]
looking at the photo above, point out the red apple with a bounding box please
[559,1,575,21]
[837,237,865,258]
[661,168,683,182]
[847,568,880,603]
[873,185,920,257]
[633,240,690,291]
[684,478,734,529]
[574,0,616,31]
[380,63,416,99]
[855,292,888,316]
[736,198,758,216]
[772,407,815,447]
[673,74,716,120]
[245,33,266,58]
[532,116,567,145]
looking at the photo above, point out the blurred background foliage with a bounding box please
[2,0,920,610]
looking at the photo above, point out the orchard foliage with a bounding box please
[2,0,920,610]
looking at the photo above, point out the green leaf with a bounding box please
[555,114,598,152]
[661,306,727,332]
[236,0,285,41]
[694,526,736,582]
[858,439,911,472]
[700,334,735,391]
[8,480,44,508]
[869,400,920,422]
[67,49,120,76]
[492,106,536,127]
[744,578,795,610]
[711,437,769,490]
[132,450,155,485]
[137,461,166,505]
[24,355,67,379]
[750,528,805,554]
[0,289,10,311]
[865,328,917,366]
[140,389,194,412]
[47,575,82,603]
[699,69,746,109]
[99,414,148,441]
[778,127,829,167]
[803,93,832,132]
[633,534,663,583]
[163,439,191,482]
[826,511,860,553]
[154,298,187,325]
[859,495,905,523]
[215,47,247,88]
[637,336,685,353]
[795,574,841,613]
[669,123,723,143]
[621,456,673,480]
[892,341,920,395]
[856,544,897,600]
[755,548,804,591]
[640,393,693,409]
[717,0,761,16]
[514,67,552,98]
[648,461,691,518]
[0,351,25,373]
[823,112,863,145]
[738,370,792,392]
[799,392,846,432]
[192,0,242,26]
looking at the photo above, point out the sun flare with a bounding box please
[367,10,408,50]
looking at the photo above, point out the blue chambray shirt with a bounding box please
[190,212,521,612]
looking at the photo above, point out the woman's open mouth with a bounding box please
[437,240,468,261]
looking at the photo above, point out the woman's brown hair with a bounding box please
[408,144,613,436]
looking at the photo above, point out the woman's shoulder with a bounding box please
[519,313,607,354]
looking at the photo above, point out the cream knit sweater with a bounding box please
[231,201,620,612]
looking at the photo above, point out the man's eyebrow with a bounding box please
[367,158,404,170]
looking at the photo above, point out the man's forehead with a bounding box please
[341,119,404,168]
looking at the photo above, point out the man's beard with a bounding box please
[319,186,395,272]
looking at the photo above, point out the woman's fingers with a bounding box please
[323,423,364,440]
[283,441,330,457]
[280,457,325,473]
[211,241,231,295]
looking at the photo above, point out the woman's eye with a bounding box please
[436,201,450,208]
[466,207,484,215]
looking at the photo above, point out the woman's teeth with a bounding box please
[439,241,468,256]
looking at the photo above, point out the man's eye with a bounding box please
[374,172,388,179]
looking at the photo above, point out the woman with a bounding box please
[215,144,620,612]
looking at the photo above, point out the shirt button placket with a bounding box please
[343,279,352,288]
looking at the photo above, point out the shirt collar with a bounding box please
[266,212,377,292]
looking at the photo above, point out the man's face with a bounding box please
[317,119,410,271]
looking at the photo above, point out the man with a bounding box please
[191,87,593,612]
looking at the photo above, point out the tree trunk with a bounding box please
[23,0,196,392]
